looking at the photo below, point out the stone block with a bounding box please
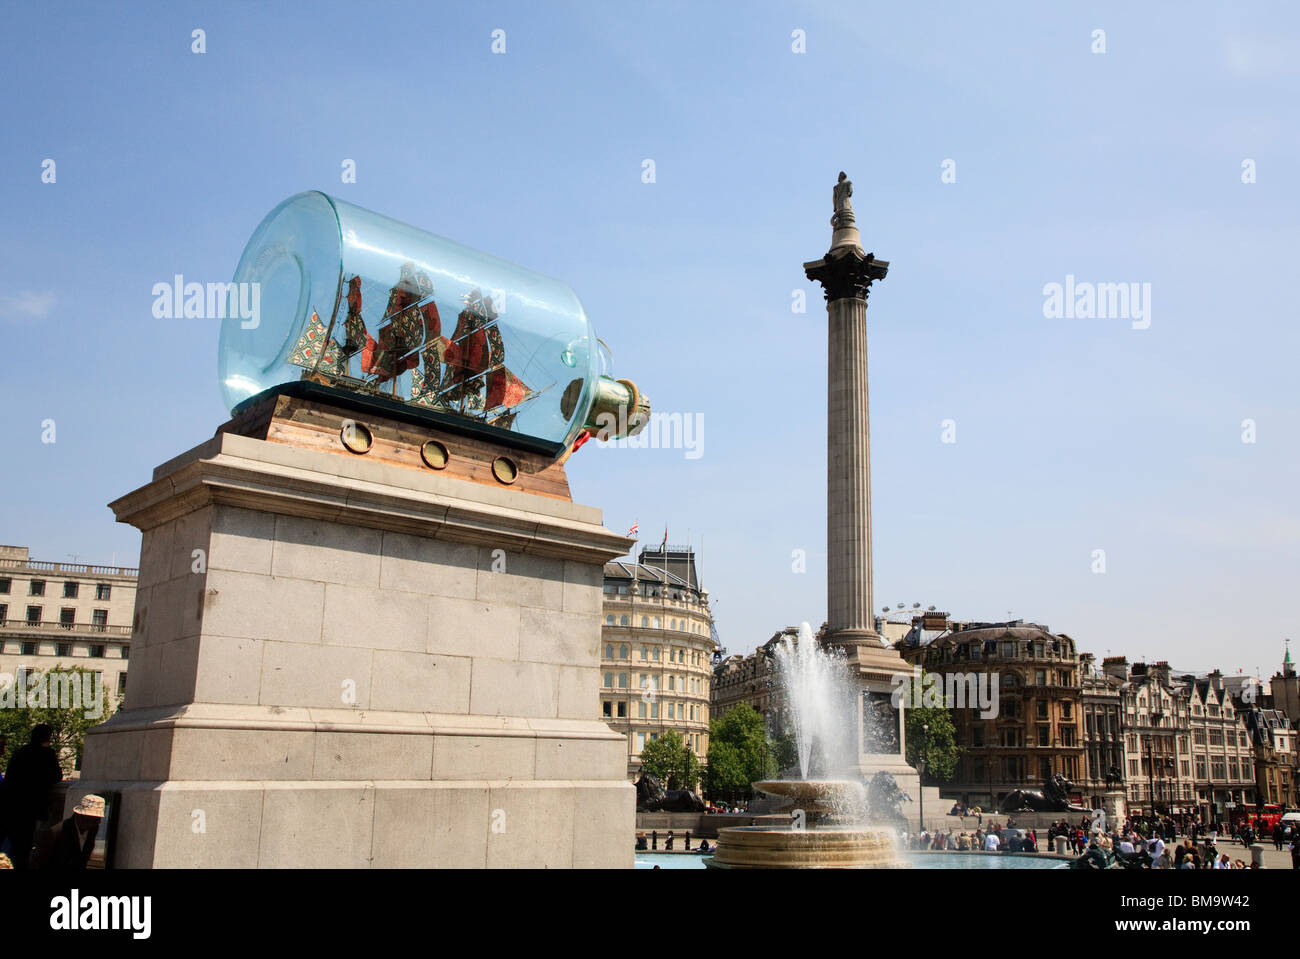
[193,634,264,705]
[369,649,471,714]
[271,515,381,586]
[258,783,376,868]
[201,569,324,645]
[475,551,564,610]
[519,606,599,667]
[167,726,316,781]
[535,736,626,781]
[322,583,428,652]
[469,658,558,718]
[371,784,490,868]
[433,734,535,781]
[153,784,264,868]
[379,531,477,599]
[260,641,372,709]
[485,783,575,868]
[312,731,434,781]
[209,506,276,575]
[572,783,636,869]
[428,596,519,660]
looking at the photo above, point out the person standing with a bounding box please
[1148,833,1166,869]
[0,725,63,870]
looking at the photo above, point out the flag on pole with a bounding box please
[626,523,639,537]
[662,527,668,547]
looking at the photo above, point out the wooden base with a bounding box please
[217,392,573,501]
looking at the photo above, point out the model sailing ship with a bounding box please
[287,262,535,430]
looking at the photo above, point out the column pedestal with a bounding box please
[73,398,633,868]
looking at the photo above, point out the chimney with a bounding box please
[1102,656,1129,681]
[1149,661,1172,686]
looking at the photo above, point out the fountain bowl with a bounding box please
[705,825,904,869]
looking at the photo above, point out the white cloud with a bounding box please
[0,291,56,324]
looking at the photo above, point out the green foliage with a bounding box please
[900,669,961,783]
[0,667,117,775]
[704,703,778,802]
[638,729,701,791]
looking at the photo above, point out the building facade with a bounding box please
[1182,671,1256,823]
[1242,706,1296,809]
[1108,660,1195,817]
[900,620,1084,808]
[1079,652,1125,810]
[0,545,136,735]
[599,546,715,781]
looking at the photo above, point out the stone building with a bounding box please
[1108,660,1195,817]
[0,545,135,723]
[1180,671,1256,823]
[1241,705,1296,808]
[1079,653,1125,810]
[899,619,1084,809]
[710,628,790,724]
[599,546,716,780]
[1270,641,1298,729]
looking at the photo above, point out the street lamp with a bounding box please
[920,722,929,834]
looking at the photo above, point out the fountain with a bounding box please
[706,624,905,869]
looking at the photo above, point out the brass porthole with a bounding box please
[340,420,373,454]
[491,456,518,485]
[421,439,450,470]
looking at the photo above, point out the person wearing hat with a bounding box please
[34,794,104,870]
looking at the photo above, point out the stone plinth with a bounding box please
[72,423,634,868]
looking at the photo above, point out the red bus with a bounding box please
[1228,804,1283,832]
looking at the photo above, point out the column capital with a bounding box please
[803,248,889,303]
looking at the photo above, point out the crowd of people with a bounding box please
[906,819,1038,852]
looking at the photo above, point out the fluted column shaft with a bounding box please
[827,295,872,635]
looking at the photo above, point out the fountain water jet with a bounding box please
[706,622,904,868]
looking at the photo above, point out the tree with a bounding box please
[899,669,961,783]
[639,729,700,791]
[0,667,117,775]
[704,703,778,802]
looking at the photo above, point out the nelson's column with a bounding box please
[804,173,920,797]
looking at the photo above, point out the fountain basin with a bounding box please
[704,825,904,869]
[752,780,866,815]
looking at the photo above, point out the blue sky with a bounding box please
[2,1,1296,677]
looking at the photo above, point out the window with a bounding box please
[60,608,75,627]
[1038,726,1050,746]
[636,732,646,751]
[89,645,105,659]
[638,701,647,719]
[972,727,984,748]
[26,605,42,624]
[55,643,72,657]
[605,615,614,625]
[1039,758,1052,780]
[96,583,111,600]
[603,701,612,717]
[0,603,6,623]
[650,703,659,719]
[640,646,647,660]
[604,644,613,659]
[21,642,37,656]
[117,673,127,696]
[652,647,660,661]
[1060,726,1076,746]
[29,579,45,596]
[641,616,648,627]
[604,672,613,687]
[619,645,628,659]
[618,673,628,689]
[616,701,626,718]
[1036,700,1048,720]
[0,577,10,594]
[63,581,79,599]
[1035,669,1046,685]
